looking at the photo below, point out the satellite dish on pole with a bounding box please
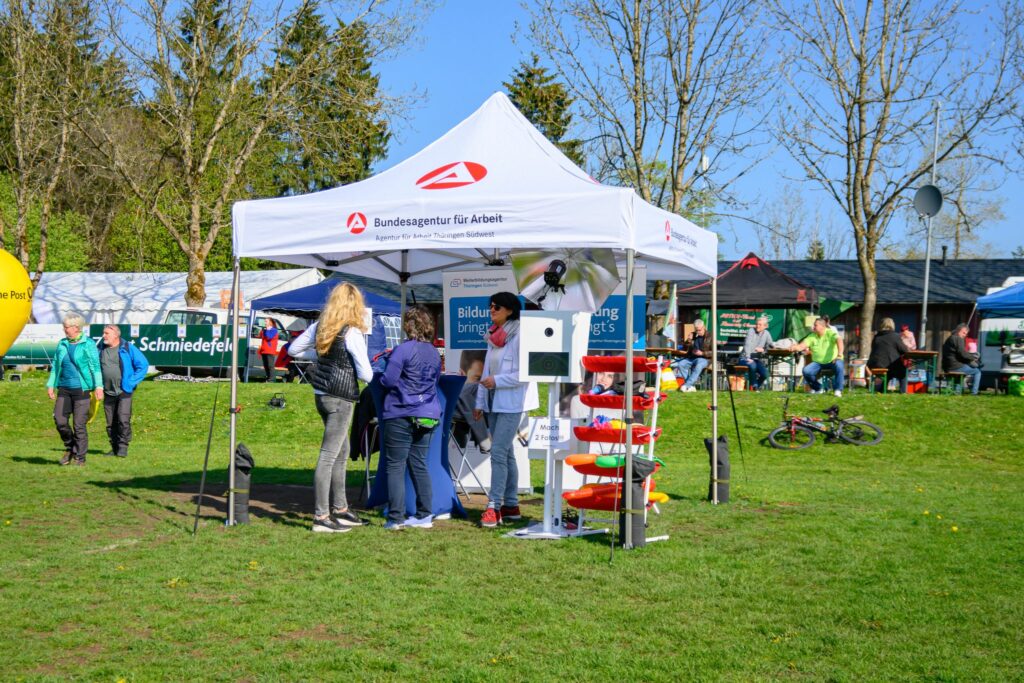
[914,185,943,217]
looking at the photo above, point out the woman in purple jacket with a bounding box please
[379,306,442,530]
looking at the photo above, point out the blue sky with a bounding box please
[373,1,1023,262]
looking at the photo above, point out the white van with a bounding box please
[162,307,304,379]
[979,316,1024,375]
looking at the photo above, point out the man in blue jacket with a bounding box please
[98,325,149,457]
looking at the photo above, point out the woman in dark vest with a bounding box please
[289,283,373,533]
[867,317,910,393]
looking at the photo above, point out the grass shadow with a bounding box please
[85,467,364,531]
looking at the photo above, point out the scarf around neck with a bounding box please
[485,319,519,349]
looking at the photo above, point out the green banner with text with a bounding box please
[88,324,249,368]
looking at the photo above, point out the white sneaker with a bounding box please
[834,390,842,397]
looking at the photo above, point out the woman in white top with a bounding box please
[473,291,535,527]
[288,283,373,533]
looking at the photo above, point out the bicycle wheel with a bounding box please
[768,424,816,450]
[838,419,884,446]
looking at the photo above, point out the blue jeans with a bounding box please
[382,417,434,523]
[737,358,769,389]
[953,364,982,395]
[485,411,522,508]
[672,357,708,387]
[804,360,845,392]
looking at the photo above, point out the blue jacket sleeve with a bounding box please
[379,344,405,390]
[125,344,149,393]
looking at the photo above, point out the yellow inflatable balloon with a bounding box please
[0,249,33,358]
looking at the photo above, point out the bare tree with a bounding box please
[526,0,771,215]
[83,0,429,306]
[769,0,1022,355]
[0,0,94,285]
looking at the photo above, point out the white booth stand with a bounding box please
[230,92,719,548]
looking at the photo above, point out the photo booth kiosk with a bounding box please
[509,310,603,540]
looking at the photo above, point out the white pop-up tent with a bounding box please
[231,92,722,544]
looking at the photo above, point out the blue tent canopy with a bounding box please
[251,277,402,365]
[977,281,1024,318]
[251,277,401,317]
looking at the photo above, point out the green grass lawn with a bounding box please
[2,374,1023,681]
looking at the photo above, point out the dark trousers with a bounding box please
[54,389,90,460]
[104,392,134,455]
[261,353,276,382]
[382,417,434,523]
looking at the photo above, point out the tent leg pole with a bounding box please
[244,309,255,383]
[711,276,719,505]
[228,258,240,526]
[400,249,409,338]
[623,249,635,549]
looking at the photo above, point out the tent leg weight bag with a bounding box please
[618,481,647,549]
[618,457,659,547]
[704,436,730,504]
[232,443,255,524]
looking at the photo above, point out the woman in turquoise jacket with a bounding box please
[46,314,102,466]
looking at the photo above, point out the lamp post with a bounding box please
[917,101,942,349]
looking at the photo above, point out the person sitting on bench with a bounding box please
[942,323,982,395]
[793,317,845,397]
[867,317,909,393]
[672,318,709,392]
[737,317,772,391]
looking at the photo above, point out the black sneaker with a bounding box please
[332,509,369,527]
[115,448,128,457]
[312,517,351,533]
[59,451,73,466]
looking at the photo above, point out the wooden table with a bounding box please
[645,346,686,359]
[905,349,939,391]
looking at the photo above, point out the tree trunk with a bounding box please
[858,260,877,360]
[185,255,206,307]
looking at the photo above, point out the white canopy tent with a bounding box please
[231,92,721,545]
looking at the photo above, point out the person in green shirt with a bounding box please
[792,318,845,397]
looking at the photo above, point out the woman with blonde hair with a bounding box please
[288,283,373,533]
[46,313,103,465]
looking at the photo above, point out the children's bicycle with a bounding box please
[767,399,883,450]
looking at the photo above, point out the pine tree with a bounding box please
[806,239,826,261]
[504,54,584,167]
[267,9,389,195]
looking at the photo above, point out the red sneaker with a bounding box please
[499,505,521,520]
[480,507,501,528]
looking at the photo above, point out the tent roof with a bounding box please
[31,269,322,324]
[232,92,717,284]
[250,276,401,317]
[977,280,1024,317]
[674,253,818,307]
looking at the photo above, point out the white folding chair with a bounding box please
[448,426,489,499]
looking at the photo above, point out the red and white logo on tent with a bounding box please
[416,161,487,190]
[347,212,367,234]
[665,220,671,242]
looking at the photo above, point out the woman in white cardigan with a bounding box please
[473,291,536,527]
